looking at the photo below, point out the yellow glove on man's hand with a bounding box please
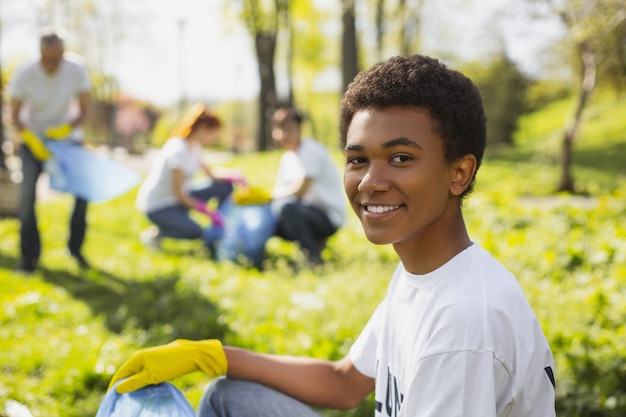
[21,130,51,161]
[108,339,227,394]
[45,123,72,140]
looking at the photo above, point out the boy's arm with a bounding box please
[108,339,374,410]
[225,347,374,410]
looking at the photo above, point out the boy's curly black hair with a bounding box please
[339,55,487,198]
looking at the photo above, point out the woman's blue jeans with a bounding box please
[146,181,233,240]
[197,378,322,417]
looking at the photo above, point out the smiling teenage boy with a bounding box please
[107,55,555,417]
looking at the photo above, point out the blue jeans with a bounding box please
[275,202,338,264]
[19,144,88,266]
[146,181,233,240]
[198,378,322,417]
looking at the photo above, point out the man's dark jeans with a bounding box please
[275,202,337,264]
[19,144,88,266]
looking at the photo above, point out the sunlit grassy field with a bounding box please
[1,93,625,416]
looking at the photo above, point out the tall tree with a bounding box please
[237,0,290,151]
[0,107,5,170]
[533,0,626,192]
[280,0,329,108]
[374,0,385,61]
[341,0,358,93]
[468,55,529,146]
[226,0,333,148]
[396,0,423,55]
[0,26,5,170]
[365,0,424,66]
[283,2,295,108]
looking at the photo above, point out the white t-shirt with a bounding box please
[8,52,91,140]
[136,137,202,213]
[272,138,346,228]
[349,243,556,417]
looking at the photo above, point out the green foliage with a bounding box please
[296,91,342,149]
[506,89,626,194]
[514,97,573,147]
[239,0,286,33]
[464,55,530,146]
[553,0,626,88]
[213,99,259,152]
[288,0,336,84]
[150,113,178,148]
[601,16,626,91]
[525,78,572,112]
[1,92,625,416]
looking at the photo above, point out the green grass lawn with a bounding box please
[1,93,625,416]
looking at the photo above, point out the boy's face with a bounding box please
[343,106,458,247]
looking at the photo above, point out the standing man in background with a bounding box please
[9,27,93,273]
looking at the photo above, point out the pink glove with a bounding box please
[195,202,224,227]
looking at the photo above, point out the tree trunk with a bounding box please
[558,43,596,192]
[0,54,6,170]
[341,0,359,94]
[398,0,422,55]
[284,5,295,108]
[0,97,6,170]
[254,32,278,151]
[375,0,384,61]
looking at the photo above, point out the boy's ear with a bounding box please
[449,154,477,196]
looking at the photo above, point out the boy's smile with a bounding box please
[344,106,465,262]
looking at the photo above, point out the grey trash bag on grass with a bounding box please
[96,381,196,417]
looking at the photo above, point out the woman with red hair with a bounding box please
[136,103,235,249]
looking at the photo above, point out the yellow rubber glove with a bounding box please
[108,339,227,394]
[45,123,72,140]
[21,130,52,161]
[232,185,272,205]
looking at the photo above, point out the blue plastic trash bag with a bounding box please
[45,141,140,203]
[203,224,225,248]
[206,198,276,266]
[96,381,196,417]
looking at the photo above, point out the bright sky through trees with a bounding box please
[1,0,563,107]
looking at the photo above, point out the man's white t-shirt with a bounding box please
[8,52,91,140]
[136,137,202,213]
[349,243,556,417]
[272,138,346,228]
